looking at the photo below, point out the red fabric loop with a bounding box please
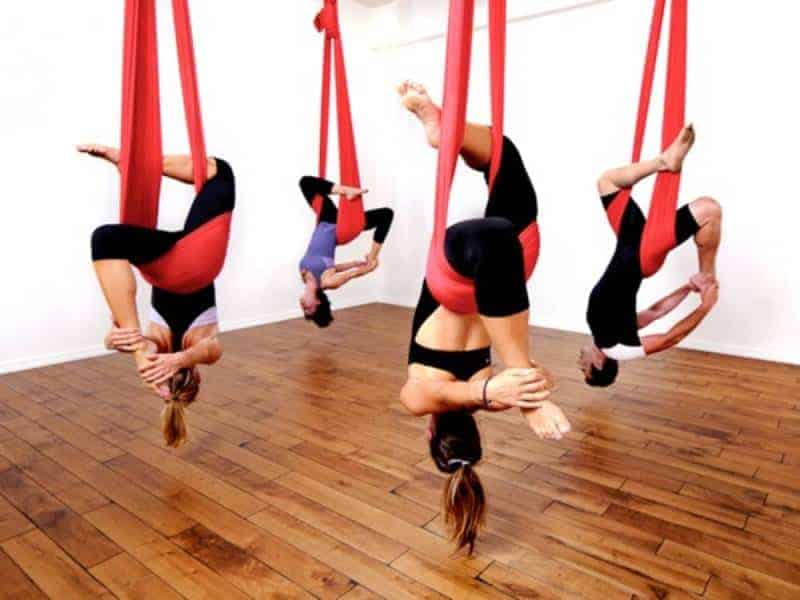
[425,0,538,315]
[606,0,688,278]
[314,0,365,245]
[119,0,230,293]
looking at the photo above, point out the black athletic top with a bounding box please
[587,192,700,353]
[587,194,646,350]
[152,284,216,353]
[408,281,492,382]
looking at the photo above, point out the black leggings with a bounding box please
[299,176,394,244]
[444,137,536,317]
[91,158,235,264]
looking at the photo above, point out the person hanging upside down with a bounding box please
[397,81,571,555]
[298,177,393,328]
[579,125,722,387]
[79,143,233,447]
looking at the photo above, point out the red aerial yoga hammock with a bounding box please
[606,0,688,278]
[312,0,366,246]
[118,0,232,294]
[425,0,540,315]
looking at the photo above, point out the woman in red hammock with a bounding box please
[397,81,570,554]
[579,126,723,386]
[298,179,394,328]
[79,143,233,447]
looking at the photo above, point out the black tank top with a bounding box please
[408,281,491,382]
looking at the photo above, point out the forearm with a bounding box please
[644,307,709,354]
[179,338,221,368]
[402,378,484,415]
[368,242,383,260]
[162,155,215,184]
[639,285,692,328]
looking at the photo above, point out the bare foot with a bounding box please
[659,124,695,172]
[77,143,120,165]
[523,401,571,441]
[397,80,441,149]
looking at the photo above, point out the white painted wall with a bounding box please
[0,1,381,372]
[360,0,800,365]
[2,1,798,371]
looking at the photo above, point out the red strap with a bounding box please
[425,0,515,314]
[313,0,366,245]
[607,0,688,278]
[119,0,229,294]
[119,0,207,229]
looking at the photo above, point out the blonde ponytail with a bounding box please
[161,400,188,448]
[160,368,199,448]
[442,463,486,555]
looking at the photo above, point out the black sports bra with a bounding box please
[408,281,491,382]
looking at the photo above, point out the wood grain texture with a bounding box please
[0,303,798,598]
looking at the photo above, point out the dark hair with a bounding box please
[586,358,619,387]
[306,289,333,328]
[430,412,485,555]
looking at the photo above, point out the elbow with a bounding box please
[400,381,428,416]
[207,340,223,365]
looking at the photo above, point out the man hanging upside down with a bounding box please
[579,125,722,386]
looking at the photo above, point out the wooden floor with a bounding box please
[1,304,799,599]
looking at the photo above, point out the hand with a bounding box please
[360,255,379,274]
[76,143,119,164]
[700,282,719,311]
[484,367,553,410]
[105,326,143,352]
[138,353,185,386]
[690,272,715,293]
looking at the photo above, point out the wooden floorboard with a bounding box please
[1,302,799,598]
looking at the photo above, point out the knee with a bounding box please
[91,225,119,260]
[597,173,616,196]
[693,196,722,224]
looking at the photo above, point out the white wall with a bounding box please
[2,1,798,371]
[0,2,381,372]
[360,0,800,365]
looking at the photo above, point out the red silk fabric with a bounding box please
[313,0,366,245]
[606,0,688,278]
[425,0,539,315]
[119,0,230,294]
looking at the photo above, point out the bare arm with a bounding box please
[642,284,718,355]
[400,368,552,416]
[334,260,368,272]
[322,261,377,289]
[179,336,223,368]
[400,378,483,416]
[638,284,694,329]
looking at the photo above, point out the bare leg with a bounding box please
[93,260,141,331]
[77,144,216,185]
[597,124,696,196]
[688,196,722,277]
[480,311,571,440]
[397,81,492,170]
[93,260,151,375]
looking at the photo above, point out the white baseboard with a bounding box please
[0,293,377,376]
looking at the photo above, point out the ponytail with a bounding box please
[161,400,188,448]
[160,368,200,448]
[442,463,486,555]
[430,411,485,555]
